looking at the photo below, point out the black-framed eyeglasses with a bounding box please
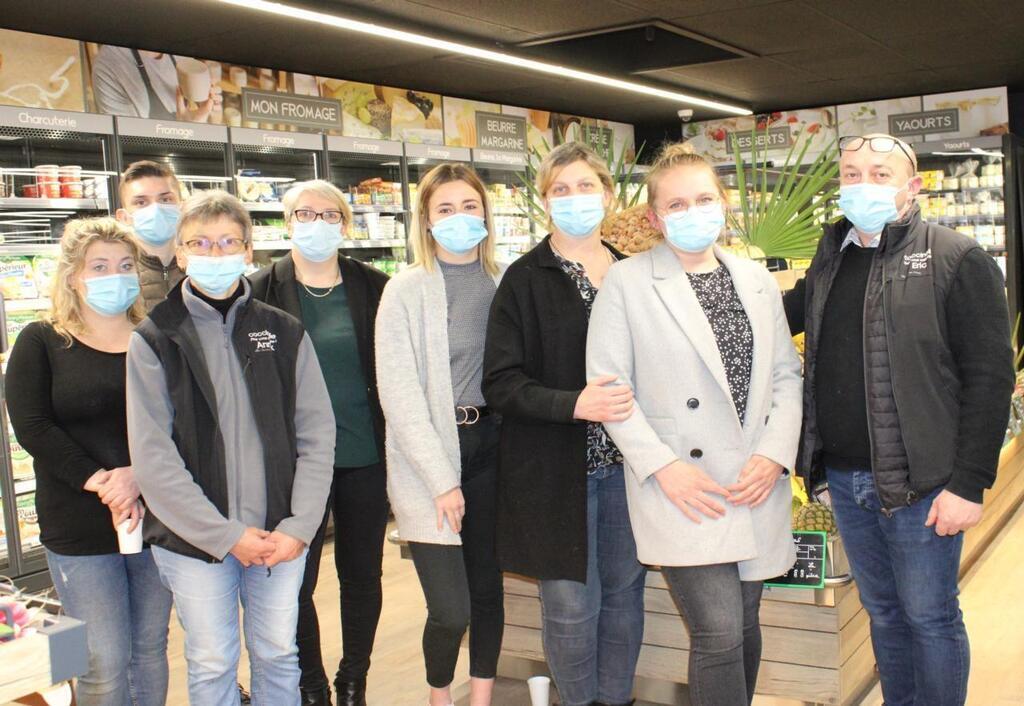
[839,135,918,171]
[293,208,345,225]
[182,237,248,255]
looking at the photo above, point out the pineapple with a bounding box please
[601,204,662,255]
[793,501,837,536]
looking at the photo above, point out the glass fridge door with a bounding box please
[471,150,533,261]
[916,136,1008,276]
[231,128,322,252]
[327,136,406,273]
[116,117,231,204]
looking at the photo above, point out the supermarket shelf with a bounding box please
[243,201,284,212]
[0,197,109,211]
[933,214,1004,222]
[4,298,51,312]
[14,478,35,495]
[0,243,61,256]
[921,186,1003,195]
[244,202,407,214]
[253,239,405,250]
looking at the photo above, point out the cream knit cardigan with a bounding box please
[375,261,505,545]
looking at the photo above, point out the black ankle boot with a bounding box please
[300,684,333,706]
[335,679,367,706]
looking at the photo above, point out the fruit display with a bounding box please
[793,500,838,536]
[600,204,662,255]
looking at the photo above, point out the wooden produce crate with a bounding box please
[0,615,87,704]
[496,437,1024,705]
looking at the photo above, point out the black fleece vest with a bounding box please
[800,208,979,510]
[136,280,304,561]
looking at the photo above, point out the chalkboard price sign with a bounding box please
[766,531,828,589]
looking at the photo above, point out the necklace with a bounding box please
[300,274,342,298]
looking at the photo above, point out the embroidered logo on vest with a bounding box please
[248,329,277,352]
[902,249,932,274]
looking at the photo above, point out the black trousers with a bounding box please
[408,416,505,689]
[296,462,389,689]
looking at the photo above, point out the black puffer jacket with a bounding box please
[787,206,1014,510]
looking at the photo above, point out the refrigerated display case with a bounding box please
[915,134,1022,322]
[326,136,407,270]
[0,108,119,588]
[116,117,231,205]
[472,148,533,260]
[230,127,323,251]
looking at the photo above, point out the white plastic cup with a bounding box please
[117,519,143,554]
[527,675,551,706]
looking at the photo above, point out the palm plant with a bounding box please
[729,126,840,260]
[516,136,646,231]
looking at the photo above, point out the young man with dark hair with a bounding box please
[115,160,185,311]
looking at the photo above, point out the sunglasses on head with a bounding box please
[839,135,918,172]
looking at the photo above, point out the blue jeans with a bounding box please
[827,469,969,706]
[46,549,172,706]
[151,546,309,706]
[538,464,646,706]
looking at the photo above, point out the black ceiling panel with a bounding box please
[517,23,746,74]
[0,0,1022,128]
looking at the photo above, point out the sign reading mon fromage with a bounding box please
[241,89,342,130]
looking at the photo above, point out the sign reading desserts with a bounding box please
[682,107,837,165]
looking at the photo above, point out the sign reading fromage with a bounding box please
[474,112,526,152]
[0,105,113,134]
[327,136,404,157]
[241,89,342,130]
[230,127,323,151]
[116,116,228,142]
[888,109,960,137]
[405,143,471,161]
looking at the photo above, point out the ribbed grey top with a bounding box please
[439,259,496,407]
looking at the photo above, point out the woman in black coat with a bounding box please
[482,143,643,706]
[249,179,388,706]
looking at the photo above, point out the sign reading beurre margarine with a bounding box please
[241,88,342,130]
[474,112,526,153]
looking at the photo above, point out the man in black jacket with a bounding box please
[785,133,1013,706]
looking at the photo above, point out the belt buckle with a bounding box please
[456,405,480,425]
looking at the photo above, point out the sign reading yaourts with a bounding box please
[474,112,526,152]
[241,89,342,130]
[888,109,959,137]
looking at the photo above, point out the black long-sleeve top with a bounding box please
[6,321,130,555]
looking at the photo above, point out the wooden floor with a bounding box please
[164,504,1024,705]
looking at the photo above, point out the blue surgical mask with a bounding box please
[186,254,247,296]
[131,203,180,246]
[292,220,343,263]
[548,194,605,238]
[430,213,488,255]
[83,274,141,316]
[662,204,725,253]
[838,182,906,235]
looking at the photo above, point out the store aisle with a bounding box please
[164,506,1024,705]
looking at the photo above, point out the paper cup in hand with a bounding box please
[527,675,551,706]
[177,57,212,103]
[117,519,143,554]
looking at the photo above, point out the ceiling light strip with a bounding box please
[214,0,751,116]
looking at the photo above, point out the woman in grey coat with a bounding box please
[375,163,507,706]
[586,143,803,706]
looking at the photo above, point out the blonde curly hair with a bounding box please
[46,217,146,346]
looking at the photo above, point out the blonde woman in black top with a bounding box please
[7,218,172,706]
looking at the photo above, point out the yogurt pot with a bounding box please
[21,184,42,198]
[40,181,62,199]
[61,182,84,199]
[35,164,60,183]
[58,165,82,184]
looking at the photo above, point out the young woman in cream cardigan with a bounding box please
[375,163,506,706]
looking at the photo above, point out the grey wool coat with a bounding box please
[586,243,802,580]
[375,261,506,545]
